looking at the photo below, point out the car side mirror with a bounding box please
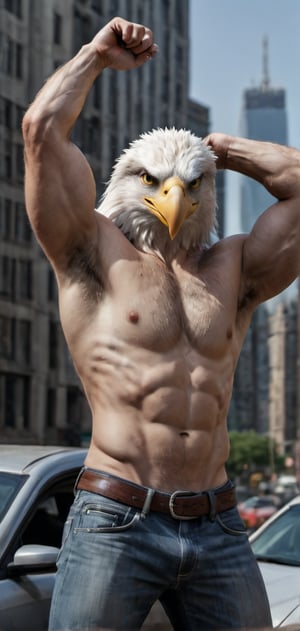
[8,544,59,575]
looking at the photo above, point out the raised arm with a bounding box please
[205,133,300,303]
[22,17,157,273]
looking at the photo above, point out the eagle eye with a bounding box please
[189,176,202,190]
[141,172,156,186]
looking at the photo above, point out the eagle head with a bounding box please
[97,128,217,258]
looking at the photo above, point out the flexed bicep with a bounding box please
[22,16,157,275]
[242,196,300,303]
[207,134,300,305]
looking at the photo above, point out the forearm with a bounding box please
[23,17,157,147]
[206,133,300,201]
[23,43,104,141]
[226,136,300,200]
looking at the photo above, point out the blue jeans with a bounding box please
[49,480,272,631]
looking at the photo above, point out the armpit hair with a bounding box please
[66,243,104,300]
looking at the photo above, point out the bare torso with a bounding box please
[21,19,300,495]
[59,222,252,492]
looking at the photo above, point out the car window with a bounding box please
[20,482,75,549]
[0,473,27,523]
[251,505,300,566]
[242,496,275,509]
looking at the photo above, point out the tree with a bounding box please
[227,430,285,483]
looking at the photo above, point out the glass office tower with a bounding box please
[240,37,288,232]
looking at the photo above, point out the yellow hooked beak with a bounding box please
[143,176,200,240]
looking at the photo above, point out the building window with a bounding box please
[0,373,30,430]
[19,259,32,300]
[84,117,100,156]
[0,36,22,78]
[4,140,13,179]
[16,104,25,130]
[16,43,23,78]
[53,12,62,45]
[19,319,31,364]
[109,132,118,168]
[1,35,13,75]
[0,316,16,360]
[109,73,117,116]
[0,256,16,299]
[48,268,57,302]
[4,99,13,129]
[107,0,118,18]
[4,0,22,19]
[91,0,103,15]
[46,388,56,427]
[0,199,12,240]
[49,320,58,369]
[93,78,102,110]
[16,143,24,180]
[15,202,32,243]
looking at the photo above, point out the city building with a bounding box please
[229,37,299,461]
[2,0,217,445]
[240,36,288,232]
[187,98,225,238]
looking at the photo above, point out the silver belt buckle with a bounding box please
[169,490,198,520]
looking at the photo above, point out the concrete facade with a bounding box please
[0,0,194,445]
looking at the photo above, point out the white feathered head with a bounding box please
[97,128,217,258]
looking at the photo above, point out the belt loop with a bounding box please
[141,488,155,519]
[73,466,86,496]
[206,490,217,521]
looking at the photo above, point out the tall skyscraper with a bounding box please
[229,38,300,463]
[240,37,288,232]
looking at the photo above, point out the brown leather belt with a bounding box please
[76,469,236,520]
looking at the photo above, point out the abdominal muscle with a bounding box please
[80,336,232,493]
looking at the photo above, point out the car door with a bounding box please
[0,476,77,631]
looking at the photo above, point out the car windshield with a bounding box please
[0,472,27,523]
[251,505,300,566]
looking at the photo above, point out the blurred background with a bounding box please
[0,0,299,500]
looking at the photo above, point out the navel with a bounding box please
[128,310,139,324]
[226,327,233,340]
[179,431,189,438]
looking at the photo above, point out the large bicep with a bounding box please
[24,132,98,268]
[242,197,300,302]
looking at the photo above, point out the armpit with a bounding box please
[64,243,104,298]
[237,283,259,312]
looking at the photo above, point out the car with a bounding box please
[0,444,87,631]
[238,494,279,531]
[0,444,170,631]
[250,493,300,628]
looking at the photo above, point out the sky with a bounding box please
[189,0,300,234]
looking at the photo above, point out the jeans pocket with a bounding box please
[216,507,247,536]
[74,500,140,534]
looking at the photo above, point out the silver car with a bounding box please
[250,493,300,628]
[0,444,170,631]
[0,444,86,631]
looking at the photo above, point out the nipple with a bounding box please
[128,310,139,324]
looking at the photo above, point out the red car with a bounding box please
[238,495,278,530]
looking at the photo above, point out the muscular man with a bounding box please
[22,16,300,631]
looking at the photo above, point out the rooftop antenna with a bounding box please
[262,35,270,91]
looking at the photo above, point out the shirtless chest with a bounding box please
[63,243,245,362]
